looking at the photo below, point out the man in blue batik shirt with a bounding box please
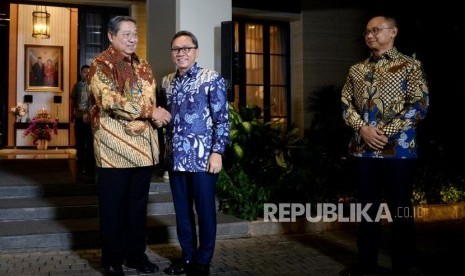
[159,30,229,276]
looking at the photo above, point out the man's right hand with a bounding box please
[151,107,171,126]
[359,125,388,150]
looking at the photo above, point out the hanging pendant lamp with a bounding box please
[32,6,50,39]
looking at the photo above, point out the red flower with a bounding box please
[24,110,58,145]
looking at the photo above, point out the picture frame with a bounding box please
[25,44,63,92]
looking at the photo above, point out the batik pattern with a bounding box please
[342,48,429,158]
[162,63,230,172]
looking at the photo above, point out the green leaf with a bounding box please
[241,121,252,134]
[233,143,243,159]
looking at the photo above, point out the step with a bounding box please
[0,213,249,252]
[0,158,77,186]
[0,158,248,254]
[0,159,168,192]
[0,183,98,199]
[0,182,221,221]
[0,180,171,199]
[0,193,177,221]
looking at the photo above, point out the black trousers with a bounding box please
[97,166,152,266]
[353,157,417,273]
[74,117,95,172]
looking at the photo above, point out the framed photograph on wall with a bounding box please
[25,44,63,92]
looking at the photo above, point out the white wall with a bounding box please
[177,0,231,72]
[147,0,176,84]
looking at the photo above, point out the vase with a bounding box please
[36,140,48,150]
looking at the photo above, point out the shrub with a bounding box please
[217,103,300,220]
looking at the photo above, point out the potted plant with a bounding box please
[24,108,58,149]
[10,103,27,122]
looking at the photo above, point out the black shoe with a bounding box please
[194,263,210,276]
[103,265,124,276]
[126,258,159,274]
[164,260,193,275]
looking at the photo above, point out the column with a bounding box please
[146,0,232,84]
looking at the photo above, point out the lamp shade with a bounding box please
[24,95,33,103]
[32,6,50,39]
[53,95,62,104]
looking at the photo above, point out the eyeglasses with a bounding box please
[363,26,393,36]
[119,32,138,40]
[170,47,197,54]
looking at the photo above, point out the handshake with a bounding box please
[151,106,171,128]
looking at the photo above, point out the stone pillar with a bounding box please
[146,0,231,84]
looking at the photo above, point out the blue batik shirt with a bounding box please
[161,63,230,172]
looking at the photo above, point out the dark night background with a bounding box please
[387,3,465,175]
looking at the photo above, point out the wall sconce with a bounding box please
[53,95,62,120]
[32,6,50,39]
[23,94,33,123]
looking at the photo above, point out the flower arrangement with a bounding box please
[10,103,27,122]
[24,108,58,145]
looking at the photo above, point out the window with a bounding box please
[232,20,290,124]
[78,7,128,69]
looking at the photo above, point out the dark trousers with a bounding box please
[74,117,95,172]
[97,166,152,266]
[353,158,416,273]
[169,171,218,265]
